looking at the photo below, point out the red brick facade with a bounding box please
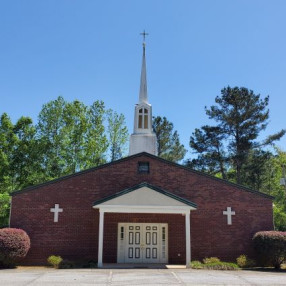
[10,153,273,265]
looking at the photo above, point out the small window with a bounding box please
[120,226,124,240]
[138,114,143,128]
[138,108,148,129]
[144,114,148,129]
[138,162,150,174]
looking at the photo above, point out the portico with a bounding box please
[93,182,197,268]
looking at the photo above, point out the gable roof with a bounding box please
[93,182,197,208]
[11,152,273,199]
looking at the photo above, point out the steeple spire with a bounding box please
[129,31,157,156]
[139,31,148,103]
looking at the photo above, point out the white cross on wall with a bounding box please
[50,204,63,223]
[223,207,235,225]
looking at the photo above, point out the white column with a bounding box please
[97,209,105,268]
[185,211,191,268]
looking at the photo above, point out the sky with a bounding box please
[0,0,286,158]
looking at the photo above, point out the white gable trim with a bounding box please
[95,205,194,214]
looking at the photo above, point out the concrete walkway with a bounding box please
[0,267,285,285]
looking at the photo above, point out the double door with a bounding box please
[117,223,168,263]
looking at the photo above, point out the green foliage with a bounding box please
[191,258,239,270]
[190,260,203,269]
[253,231,286,269]
[37,96,68,179]
[58,259,75,269]
[203,261,239,270]
[189,86,285,184]
[189,126,227,178]
[106,109,129,161]
[84,260,97,268]
[274,205,286,231]
[83,100,108,167]
[37,97,108,177]
[240,149,273,191]
[153,116,187,162]
[0,113,45,227]
[0,228,31,268]
[0,193,10,227]
[261,148,286,231]
[236,254,256,268]
[47,255,63,268]
[203,257,220,264]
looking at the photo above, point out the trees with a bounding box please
[189,86,285,184]
[153,116,187,162]
[106,109,128,161]
[0,113,14,226]
[61,100,108,173]
[189,126,227,178]
[37,97,108,177]
[0,114,42,226]
[268,148,286,231]
[37,96,67,179]
[11,116,43,188]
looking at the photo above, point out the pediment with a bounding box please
[93,182,197,209]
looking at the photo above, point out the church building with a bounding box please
[9,36,273,267]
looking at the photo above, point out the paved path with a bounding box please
[0,268,285,285]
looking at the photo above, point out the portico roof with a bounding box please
[93,182,197,211]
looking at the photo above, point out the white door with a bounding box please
[117,223,168,263]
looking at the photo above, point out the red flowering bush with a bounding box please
[0,228,31,268]
[253,231,286,269]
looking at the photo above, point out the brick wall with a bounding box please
[10,153,273,265]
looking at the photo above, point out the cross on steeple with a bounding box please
[140,30,149,43]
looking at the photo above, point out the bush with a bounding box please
[190,258,239,270]
[203,257,220,264]
[0,228,30,268]
[204,261,239,270]
[190,260,204,269]
[253,231,286,269]
[47,255,63,269]
[59,259,74,269]
[236,254,256,268]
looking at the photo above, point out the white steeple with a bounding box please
[139,42,148,104]
[129,32,157,156]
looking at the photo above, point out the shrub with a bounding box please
[253,231,286,269]
[203,257,220,264]
[190,260,204,269]
[47,255,63,269]
[190,258,239,270]
[87,260,97,268]
[203,261,239,270]
[81,259,97,268]
[59,259,74,269]
[236,254,255,268]
[0,228,30,268]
